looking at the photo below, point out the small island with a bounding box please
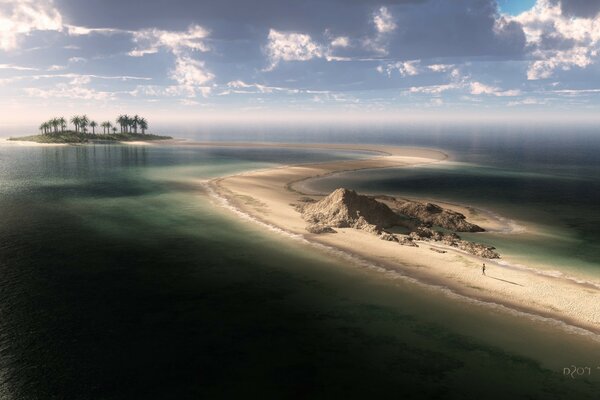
[9,114,172,144]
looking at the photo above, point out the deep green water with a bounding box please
[0,142,599,399]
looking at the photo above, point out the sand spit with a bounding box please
[203,142,600,336]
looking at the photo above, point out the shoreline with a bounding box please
[205,142,600,337]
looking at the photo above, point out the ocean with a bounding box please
[0,124,599,398]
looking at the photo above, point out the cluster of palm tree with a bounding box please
[39,114,149,135]
[69,115,92,134]
[116,114,148,135]
[39,117,67,135]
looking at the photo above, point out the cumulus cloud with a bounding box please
[264,29,324,70]
[171,57,214,86]
[363,5,397,55]
[511,0,600,79]
[0,0,63,51]
[373,6,396,34]
[128,24,214,97]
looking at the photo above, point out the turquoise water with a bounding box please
[0,140,599,398]
[306,161,600,278]
[287,126,600,279]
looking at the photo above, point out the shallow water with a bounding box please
[0,140,599,398]
[295,126,600,279]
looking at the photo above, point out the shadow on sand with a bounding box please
[487,275,524,287]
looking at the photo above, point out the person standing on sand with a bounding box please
[482,263,486,275]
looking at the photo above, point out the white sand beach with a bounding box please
[201,142,600,336]
[0,138,67,147]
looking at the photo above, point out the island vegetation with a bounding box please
[9,114,172,143]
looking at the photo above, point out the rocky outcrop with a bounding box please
[301,188,401,230]
[296,188,498,258]
[409,226,499,259]
[391,199,484,232]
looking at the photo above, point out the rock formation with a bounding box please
[389,199,484,232]
[300,188,401,230]
[296,188,499,258]
[409,226,499,259]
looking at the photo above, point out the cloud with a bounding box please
[551,88,600,95]
[408,84,458,94]
[469,81,521,96]
[66,25,124,36]
[377,60,420,77]
[363,5,398,55]
[129,24,210,57]
[167,57,214,97]
[68,56,86,63]
[427,64,455,72]
[171,57,214,86]
[23,74,116,100]
[0,0,63,51]
[24,86,113,100]
[264,29,324,70]
[128,24,214,97]
[0,73,151,86]
[527,46,595,79]
[131,83,211,99]
[0,63,38,71]
[507,97,546,106]
[406,67,520,98]
[511,0,600,79]
[220,80,302,95]
[331,36,350,48]
[373,6,396,34]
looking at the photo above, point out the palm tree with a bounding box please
[50,118,60,133]
[90,121,97,135]
[39,122,47,135]
[129,118,136,134]
[70,115,81,133]
[112,126,117,134]
[139,118,148,135]
[117,115,127,133]
[58,117,66,132]
[124,114,131,133]
[80,115,89,133]
[132,115,140,134]
[101,121,109,134]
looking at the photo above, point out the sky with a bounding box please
[1,0,600,128]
